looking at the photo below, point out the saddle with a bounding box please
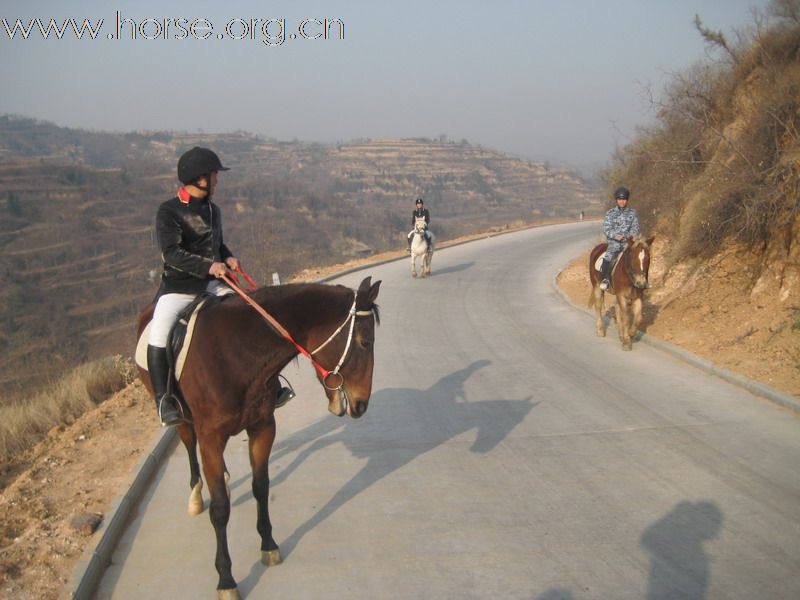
[135,293,230,382]
[593,251,623,291]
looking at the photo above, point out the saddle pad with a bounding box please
[135,299,207,381]
[594,252,624,272]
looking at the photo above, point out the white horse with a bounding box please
[410,217,434,278]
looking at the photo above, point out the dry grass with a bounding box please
[0,355,135,463]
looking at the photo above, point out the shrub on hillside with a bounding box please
[608,1,800,263]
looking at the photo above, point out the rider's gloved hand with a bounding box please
[209,262,227,278]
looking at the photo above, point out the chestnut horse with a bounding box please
[136,276,381,599]
[588,236,654,350]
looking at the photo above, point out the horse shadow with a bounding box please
[429,261,474,277]
[641,500,723,600]
[639,298,661,331]
[238,359,537,592]
[535,590,574,600]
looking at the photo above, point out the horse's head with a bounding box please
[414,218,428,234]
[625,235,655,289]
[314,276,381,419]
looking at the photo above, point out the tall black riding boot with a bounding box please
[146,345,183,427]
[599,258,611,290]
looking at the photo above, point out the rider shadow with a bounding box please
[429,261,474,277]
[238,359,537,593]
[640,500,723,600]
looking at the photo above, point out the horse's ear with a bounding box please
[358,276,381,302]
[646,235,655,246]
[367,279,381,303]
[358,276,372,295]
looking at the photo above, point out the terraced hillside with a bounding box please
[0,117,602,397]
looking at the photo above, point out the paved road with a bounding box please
[96,222,800,599]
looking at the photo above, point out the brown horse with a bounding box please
[588,236,654,350]
[136,276,381,600]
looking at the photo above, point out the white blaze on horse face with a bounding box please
[638,249,646,272]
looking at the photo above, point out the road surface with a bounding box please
[95,222,800,599]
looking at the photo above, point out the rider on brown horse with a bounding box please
[146,147,291,426]
[599,186,642,290]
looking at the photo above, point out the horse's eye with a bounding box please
[359,338,373,349]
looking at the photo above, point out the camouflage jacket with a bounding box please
[603,206,640,242]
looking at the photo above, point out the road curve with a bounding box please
[95,222,800,599]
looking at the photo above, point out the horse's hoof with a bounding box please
[262,549,283,566]
[622,343,632,351]
[218,587,241,600]
[412,273,417,278]
[596,330,605,337]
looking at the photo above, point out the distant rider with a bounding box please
[406,198,431,253]
[599,186,641,290]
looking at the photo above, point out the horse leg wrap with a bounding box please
[188,480,204,516]
[262,549,283,566]
[217,587,241,600]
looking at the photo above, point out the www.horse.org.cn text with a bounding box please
[1,12,345,47]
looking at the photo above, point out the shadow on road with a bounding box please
[429,261,474,277]
[641,500,723,600]
[238,359,536,594]
[535,590,574,600]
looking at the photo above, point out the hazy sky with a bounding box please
[1,0,770,172]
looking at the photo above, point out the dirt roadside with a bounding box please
[1,231,798,599]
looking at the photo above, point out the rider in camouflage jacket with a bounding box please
[599,186,640,289]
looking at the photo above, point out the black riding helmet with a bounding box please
[416,198,424,205]
[614,186,630,200]
[177,147,230,185]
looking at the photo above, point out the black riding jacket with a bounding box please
[412,207,430,225]
[155,191,233,296]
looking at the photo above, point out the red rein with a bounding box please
[220,271,333,379]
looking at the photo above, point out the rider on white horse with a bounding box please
[406,198,431,253]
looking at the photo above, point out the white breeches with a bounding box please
[148,280,233,348]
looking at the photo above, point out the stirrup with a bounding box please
[158,394,185,427]
[275,375,296,408]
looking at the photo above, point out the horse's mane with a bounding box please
[247,282,380,324]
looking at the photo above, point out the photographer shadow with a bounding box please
[641,500,723,600]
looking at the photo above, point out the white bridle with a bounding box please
[310,292,375,390]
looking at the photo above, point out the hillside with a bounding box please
[605,6,799,357]
[0,118,602,397]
